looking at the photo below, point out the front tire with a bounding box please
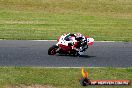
[48,45,58,55]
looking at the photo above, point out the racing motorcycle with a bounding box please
[48,34,94,56]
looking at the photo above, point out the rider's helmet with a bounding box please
[75,33,83,41]
[75,33,82,37]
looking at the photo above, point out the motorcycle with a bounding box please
[48,34,94,56]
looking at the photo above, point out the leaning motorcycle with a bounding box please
[48,34,94,56]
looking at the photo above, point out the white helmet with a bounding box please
[75,33,83,38]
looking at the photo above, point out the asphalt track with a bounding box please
[0,40,132,67]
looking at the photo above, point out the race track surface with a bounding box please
[0,40,132,67]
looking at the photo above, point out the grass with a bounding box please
[0,0,132,41]
[0,1,131,88]
[0,67,132,88]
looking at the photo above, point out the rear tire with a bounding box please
[48,45,58,55]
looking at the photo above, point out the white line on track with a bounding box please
[30,40,123,42]
[31,67,103,69]
[31,40,57,41]
[0,39,124,42]
[43,67,104,68]
[31,67,126,69]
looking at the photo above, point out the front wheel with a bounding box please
[48,45,58,55]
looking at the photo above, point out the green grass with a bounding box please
[0,0,132,41]
[0,67,132,88]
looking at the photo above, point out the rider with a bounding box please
[64,33,87,55]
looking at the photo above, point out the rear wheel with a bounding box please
[48,45,58,55]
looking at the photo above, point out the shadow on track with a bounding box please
[56,54,96,58]
[79,55,96,58]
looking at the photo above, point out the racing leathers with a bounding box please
[64,33,88,55]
